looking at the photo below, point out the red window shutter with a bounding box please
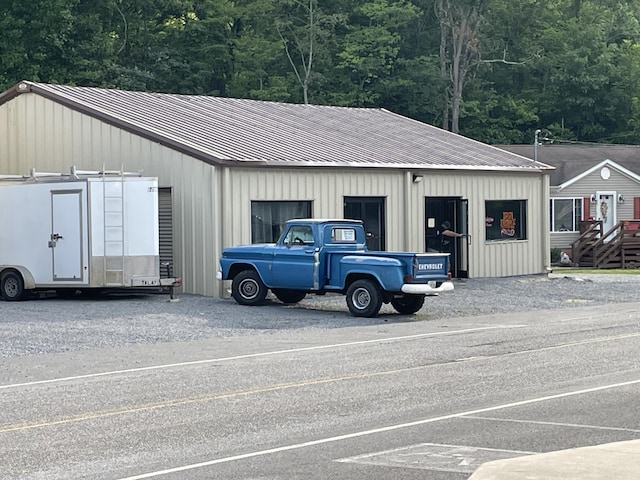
[583,197,591,219]
[634,197,640,219]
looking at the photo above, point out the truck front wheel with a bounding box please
[391,295,425,315]
[1,271,25,301]
[346,279,382,318]
[231,270,268,306]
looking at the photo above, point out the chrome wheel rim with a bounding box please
[239,279,259,300]
[352,287,371,310]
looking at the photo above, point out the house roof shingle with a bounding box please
[1,81,552,173]
[498,144,640,185]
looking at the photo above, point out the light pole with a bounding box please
[534,129,551,162]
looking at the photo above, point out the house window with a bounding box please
[251,201,312,243]
[485,200,527,241]
[550,198,582,232]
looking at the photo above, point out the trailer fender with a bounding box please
[0,266,36,290]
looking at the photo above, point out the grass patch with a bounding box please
[552,267,640,275]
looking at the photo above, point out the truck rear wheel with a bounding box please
[1,271,25,301]
[272,289,307,304]
[231,270,268,306]
[346,279,382,318]
[391,295,425,315]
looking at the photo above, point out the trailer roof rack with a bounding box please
[0,165,144,181]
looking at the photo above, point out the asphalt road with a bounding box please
[1,299,640,479]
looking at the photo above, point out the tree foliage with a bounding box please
[3,0,640,145]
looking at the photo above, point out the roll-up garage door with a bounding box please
[158,187,174,278]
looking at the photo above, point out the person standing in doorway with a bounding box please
[439,220,463,253]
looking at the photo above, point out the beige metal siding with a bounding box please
[223,168,550,287]
[222,168,405,250]
[0,93,219,296]
[406,170,550,278]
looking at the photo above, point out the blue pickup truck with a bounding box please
[217,219,454,317]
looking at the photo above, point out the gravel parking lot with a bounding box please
[1,272,639,358]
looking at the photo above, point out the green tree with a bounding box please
[336,0,421,106]
[0,0,78,88]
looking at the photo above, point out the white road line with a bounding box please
[116,378,640,480]
[462,415,640,433]
[0,325,522,391]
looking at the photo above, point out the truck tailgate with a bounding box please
[413,253,449,281]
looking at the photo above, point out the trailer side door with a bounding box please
[51,190,84,281]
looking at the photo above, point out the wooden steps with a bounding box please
[572,220,640,269]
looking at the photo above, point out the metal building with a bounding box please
[0,81,553,297]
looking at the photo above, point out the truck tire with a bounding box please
[1,271,25,301]
[272,289,307,304]
[346,279,383,318]
[391,295,425,315]
[231,270,268,306]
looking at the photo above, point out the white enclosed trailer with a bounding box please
[0,168,180,300]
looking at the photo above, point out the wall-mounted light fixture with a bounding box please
[412,174,423,184]
[618,194,625,204]
[590,194,597,203]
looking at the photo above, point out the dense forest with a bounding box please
[3,0,640,145]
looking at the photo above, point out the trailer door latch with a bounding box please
[49,233,63,247]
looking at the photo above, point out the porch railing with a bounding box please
[571,219,640,269]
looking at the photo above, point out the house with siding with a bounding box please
[499,144,640,259]
[0,81,554,297]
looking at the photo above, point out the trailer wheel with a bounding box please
[272,289,307,304]
[346,279,382,317]
[391,295,425,315]
[1,271,25,301]
[231,270,268,306]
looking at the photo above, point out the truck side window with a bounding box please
[331,228,357,243]
[284,226,314,245]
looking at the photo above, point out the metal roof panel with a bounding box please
[9,81,552,172]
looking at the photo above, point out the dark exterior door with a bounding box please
[344,197,385,251]
[425,197,468,278]
[158,187,174,278]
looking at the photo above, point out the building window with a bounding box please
[550,198,582,232]
[485,200,527,241]
[251,201,312,243]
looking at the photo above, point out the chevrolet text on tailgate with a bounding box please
[217,219,454,317]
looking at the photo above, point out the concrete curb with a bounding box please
[468,439,640,480]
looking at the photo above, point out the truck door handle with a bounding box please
[51,233,63,241]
